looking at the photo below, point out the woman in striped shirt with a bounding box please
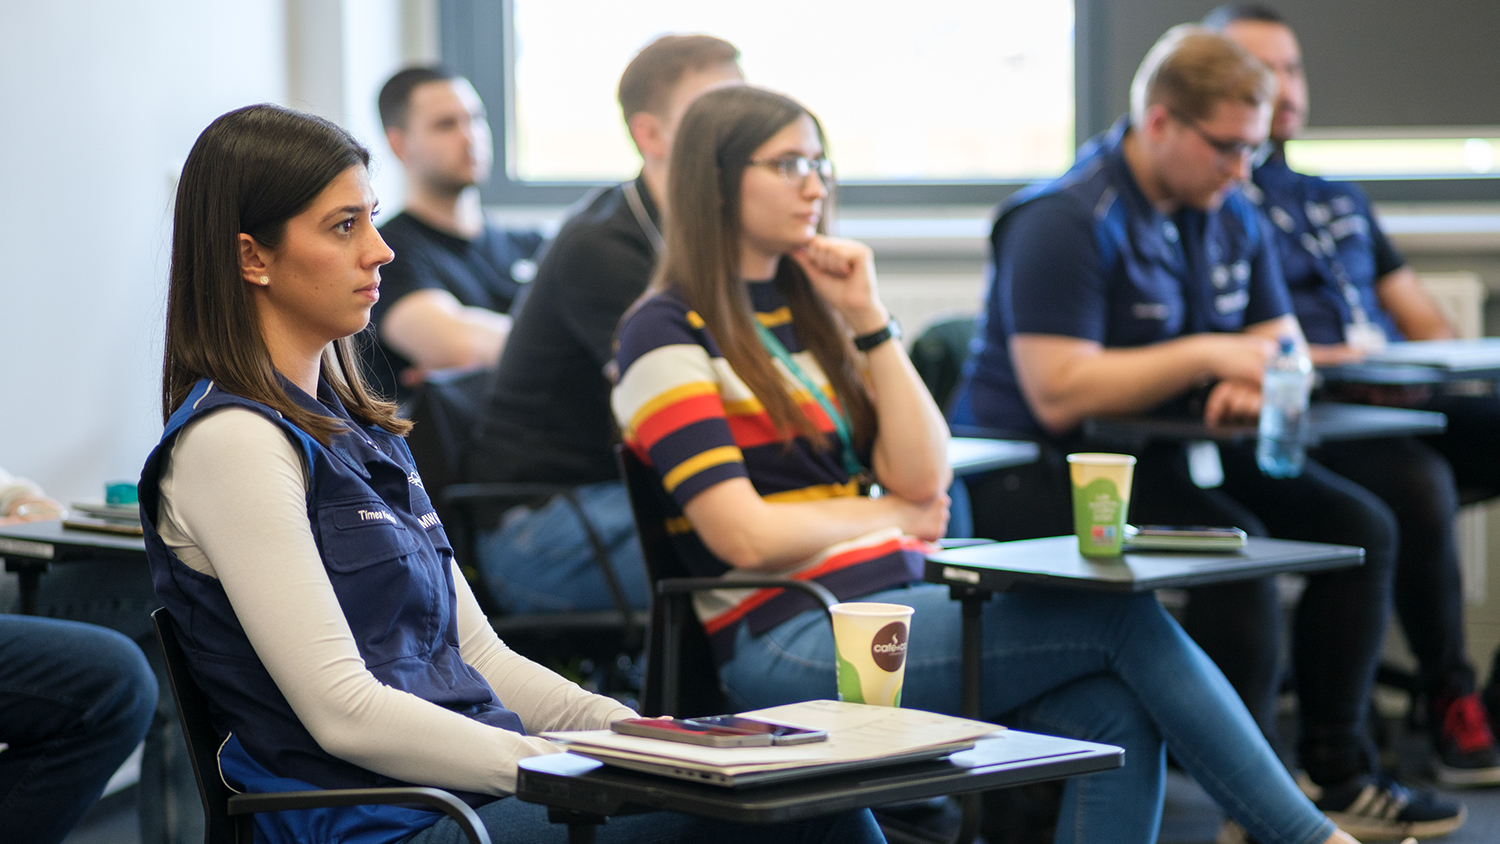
[612,85,1360,844]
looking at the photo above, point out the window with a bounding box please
[1285,129,1500,180]
[444,0,1074,204]
[512,0,1074,184]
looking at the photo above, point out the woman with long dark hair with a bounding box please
[141,103,882,844]
[612,86,1362,844]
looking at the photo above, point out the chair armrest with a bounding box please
[228,786,491,844]
[656,576,837,617]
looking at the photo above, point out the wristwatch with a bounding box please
[852,319,902,352]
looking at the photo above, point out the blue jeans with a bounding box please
[719,585,1334,844]
[0,614,156,844]
[476,480,650,614]
[401,793,882,844]
[1,560,203,844]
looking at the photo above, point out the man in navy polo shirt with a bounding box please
[1210,2,1500,787]
[951,25,1461,840]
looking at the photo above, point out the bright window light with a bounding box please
[511,0,1075,183]
[1285,130,1500,180]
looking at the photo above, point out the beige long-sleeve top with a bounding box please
[155,406,636,796]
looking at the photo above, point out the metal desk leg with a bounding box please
[950,585,990,720]
[947,585,992,844]
[547,807,603,844]
[17,567,41,616]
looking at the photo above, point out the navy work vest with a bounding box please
[952,116,1283,436]
[140,378,524,844]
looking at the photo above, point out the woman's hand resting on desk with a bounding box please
[0,494,66,526]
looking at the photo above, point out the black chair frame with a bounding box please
[403,369,645,665]
[151,608,490,844]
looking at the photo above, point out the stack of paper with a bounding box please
[1362,338,1500,370]
[64,502,144,536]
[542,700,1003,786]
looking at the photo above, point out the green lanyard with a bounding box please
[753,321,865,477]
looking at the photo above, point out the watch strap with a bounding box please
[853,319,901,352]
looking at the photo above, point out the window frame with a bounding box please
[440,0,1495,208]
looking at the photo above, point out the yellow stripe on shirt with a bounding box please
[756,307,792,328]
[624,380,720,438]
[662,445,744,494]
[764,481,860,503]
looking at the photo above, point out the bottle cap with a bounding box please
[105,481,138,506]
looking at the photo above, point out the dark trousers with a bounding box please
[0,560,203,844]
[0,615,156,844]
[1316,393,1500,711]
[1129,442,1397,787]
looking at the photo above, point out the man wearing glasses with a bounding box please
[1211,1,1500,791]
[950,25,1461,840]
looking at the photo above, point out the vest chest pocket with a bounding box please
[317,500,422,572]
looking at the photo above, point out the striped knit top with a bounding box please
[612,279,927,659]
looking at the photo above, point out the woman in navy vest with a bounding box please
[139,104,882,844]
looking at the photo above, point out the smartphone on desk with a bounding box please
[1124,525,1247,551]
[611,715,828,747]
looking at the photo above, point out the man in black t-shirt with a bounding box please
[467,36,742,615]
[363,66,544,403]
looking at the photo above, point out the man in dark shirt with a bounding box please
[1211,2,1500,785]
[467,36,742,614]
[363,66,543,403]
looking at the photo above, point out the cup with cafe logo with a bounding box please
[1066,453,1137,557]
[830,602,913,707]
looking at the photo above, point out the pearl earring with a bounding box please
[258,276,270,286]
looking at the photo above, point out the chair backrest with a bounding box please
[910,313,978,413]
[616,446,729,717]
[404,367,499,574]
[151,608,243,844]
[403,368,495,492]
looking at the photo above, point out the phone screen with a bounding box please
[612,716,827,746]
[684,716,819,738]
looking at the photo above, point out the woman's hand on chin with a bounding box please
[792,236,889,334]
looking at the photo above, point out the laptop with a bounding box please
[567,739,981,787]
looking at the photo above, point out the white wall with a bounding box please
[0,0,424,504]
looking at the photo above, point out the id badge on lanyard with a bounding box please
[1344,321,1387,353]
[1275,204,1385,351]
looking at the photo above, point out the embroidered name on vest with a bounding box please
[333,506,403,530]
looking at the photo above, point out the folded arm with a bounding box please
[380,289,512,373]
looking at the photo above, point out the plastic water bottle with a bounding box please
[1257,338,1313,478]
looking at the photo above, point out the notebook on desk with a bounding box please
[544,700,1001,788]
[1361,338,1500,370]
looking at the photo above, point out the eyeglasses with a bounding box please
[749,154,834,186]
[1168,108,1267,165]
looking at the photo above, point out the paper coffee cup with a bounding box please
[830,602,913,707]
[1066,453,1136,557]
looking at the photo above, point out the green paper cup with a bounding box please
[1066,453,1136,557]
[830,602,913,707]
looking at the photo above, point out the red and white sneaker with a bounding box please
[1433,692,1500,787]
